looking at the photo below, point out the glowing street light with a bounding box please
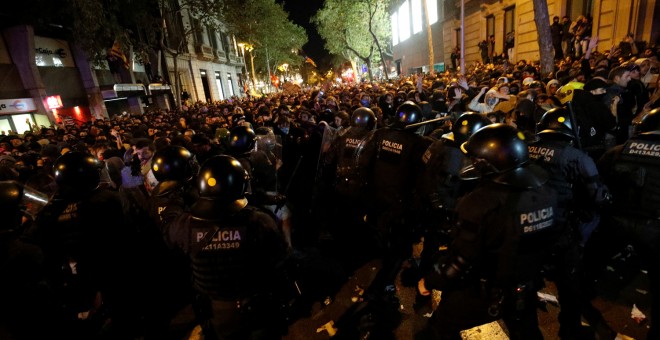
[238,42,256,91]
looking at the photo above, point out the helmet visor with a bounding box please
[22,186,50,219]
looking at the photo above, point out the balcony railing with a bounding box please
[195,44,215,61]
[214,50,227,62]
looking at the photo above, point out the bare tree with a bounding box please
[423,0,434,76]
[158,0,223,107]
[532,0,554,76]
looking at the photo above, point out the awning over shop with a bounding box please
[148,83,172,95]
[102,83,147,99]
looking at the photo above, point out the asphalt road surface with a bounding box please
[281,258,651,340]
[175,246,652,340]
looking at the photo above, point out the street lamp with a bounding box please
[281,63,289,82]
[238,42,256,92]
[237,42,248,92]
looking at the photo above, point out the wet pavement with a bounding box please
[174,250,652,340]
[280,259,651,340]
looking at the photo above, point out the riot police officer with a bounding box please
[26,151,142,339]
[329,107,377,197]
[161,155,290,340]
[356,101,432,305]
[324,107,378,270]
[0,181,49,339]
[405,113,491,287]
[418,124,559,340]
[597,108,660,339]
[530,107,609,245]
[529,107,611,338]
[147,145,199,338]
[230,125,291,248]
[149,145,199,226]
[419,112,492,226]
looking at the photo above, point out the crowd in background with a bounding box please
[1,29,659,339]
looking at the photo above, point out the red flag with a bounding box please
[304,56,317,68]
[108,40,129,69]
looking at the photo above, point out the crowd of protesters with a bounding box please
[0,31,658,339]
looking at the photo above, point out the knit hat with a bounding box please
[546,79,560,93]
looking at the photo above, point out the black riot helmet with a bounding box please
[255,126,278,151]
[451,112,492,145]
[191,155,248,220]
[351,107,377,130]
[151,145,196,182]
[536,107,575,140]
[229,125,257,155]
[0,180,48,225]
[0,180,23,229]
[53,151,102,197]
[635,108,660,136]
[460,123,547,188]
[394,101,422,128]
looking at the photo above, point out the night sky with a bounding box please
[277,0,330,70]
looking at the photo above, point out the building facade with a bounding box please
[0,0,246,134]
[161,0,246,106]
[392,0,660,76]
[0,25,105,134]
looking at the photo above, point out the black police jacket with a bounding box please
[164,206,289,300]
[425,180,559,291]
[598,136,660,219]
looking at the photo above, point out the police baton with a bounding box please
[404,114,452,130]
[276,155,303,214]
[566,101,582,150]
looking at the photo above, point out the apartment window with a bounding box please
[392,12,399,46]
[227,73,235,96]
[426,0,438,25]
[455,28,461,49]
[412,0,422,34]
[164,0,184,48]
[207,28,217,50]
[193,19,205,45]
[486,15,495,39]
[504,7,515,37]
[399,0,410,42]
[218,32,227,52]
[215,71,225,100]
[567,0,594,19]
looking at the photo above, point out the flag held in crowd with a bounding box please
[108,40,129,70]
[304,56,317,68]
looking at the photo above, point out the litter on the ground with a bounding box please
[537,292,559,305]
[316,320,337,337]
[631,304,646,324]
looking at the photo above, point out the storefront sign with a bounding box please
[0,98,37,114]
[45,95,63,109]
[34,36,75,67]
